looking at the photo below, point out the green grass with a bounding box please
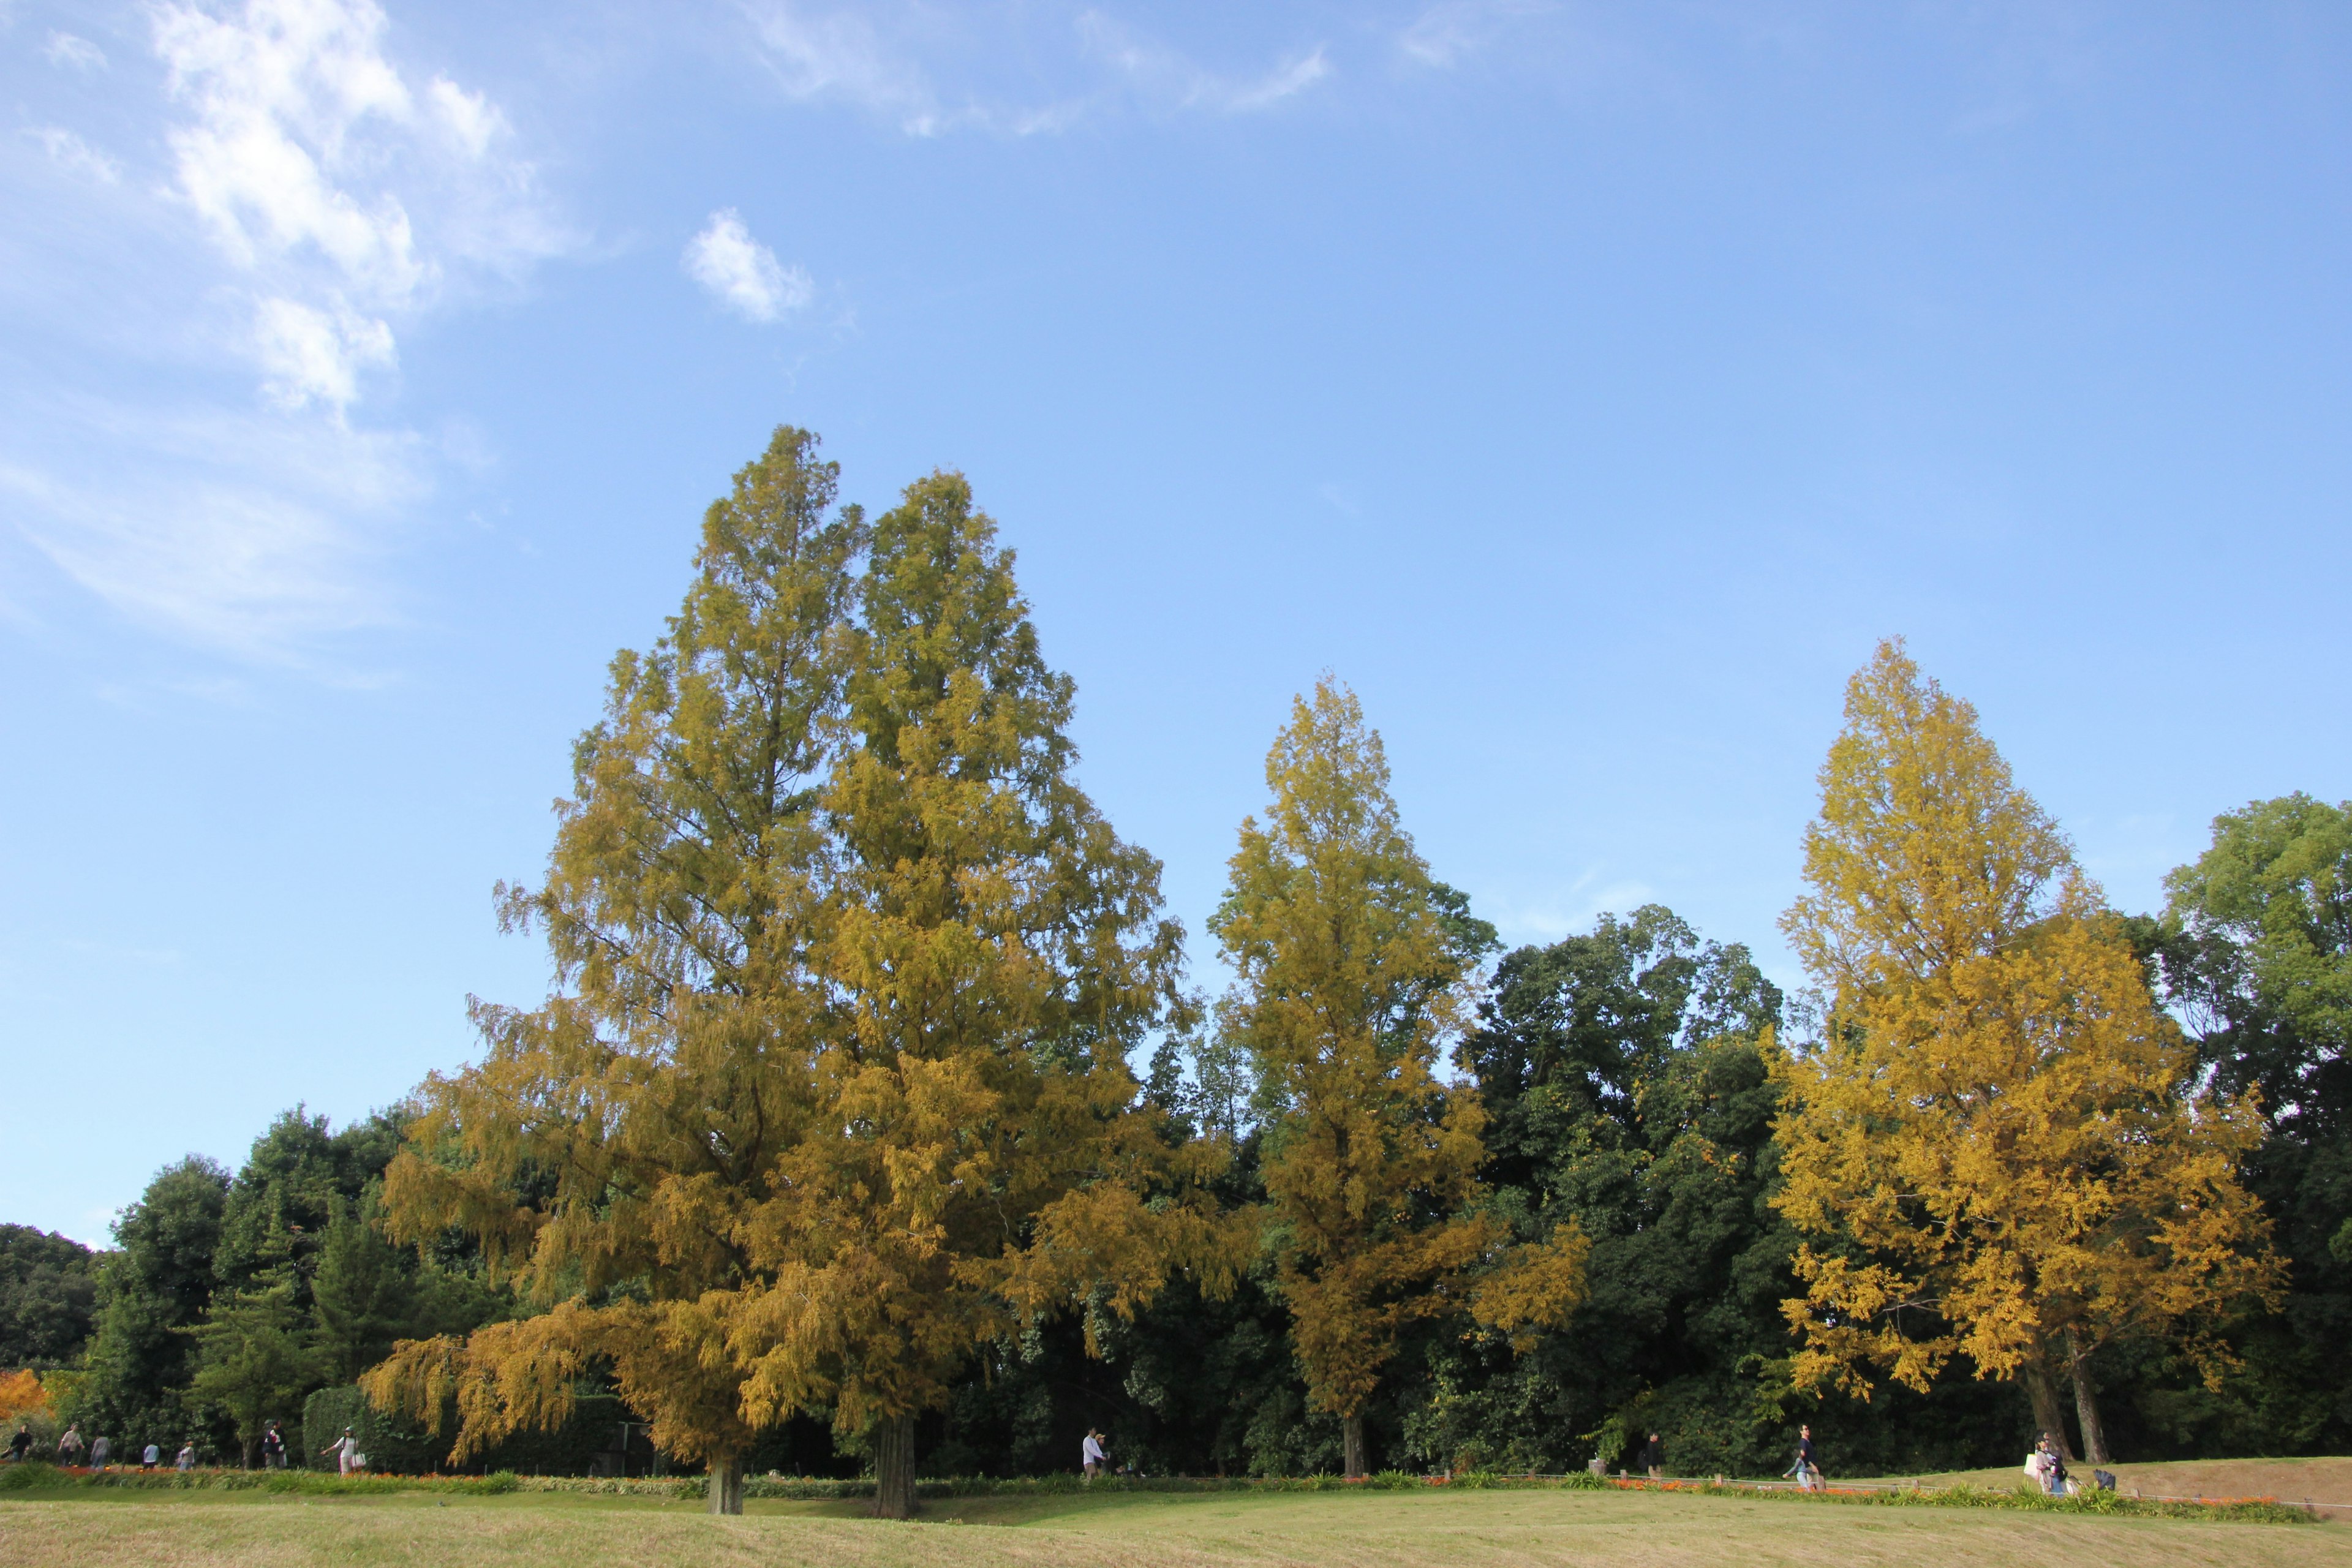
[0,1475,2342,1568]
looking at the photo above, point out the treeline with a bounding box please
[7,430,2345,1509]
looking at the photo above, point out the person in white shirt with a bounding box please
[1081,1429,1105,1479]
[322,1427,361,1476]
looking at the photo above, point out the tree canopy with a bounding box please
[1773,639,2280,1461]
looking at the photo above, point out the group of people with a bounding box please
[4,1418,309,1474]
[2022,1433,2075,1496]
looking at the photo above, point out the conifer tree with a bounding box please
[367,428,865,1512]
[1773,640,2280,1461]
[1210,678,1583,1477]
[726,472,1236,1518]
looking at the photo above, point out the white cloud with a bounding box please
[25,126,123,184]
[745,2,941,132]
[45,31,108,70]
[1077,13,1332,115]
[684,209,812,323]
[1397,1,1555,70]
[742,3,1331,133]
[0,399,423,661]
[0,0,572,663]
[153,0,568,382]
[254,295,397,409]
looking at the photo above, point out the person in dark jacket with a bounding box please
[1643,1433,1664,1480]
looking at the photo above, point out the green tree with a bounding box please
[2154,794,2352,1451]
[67,1157,229,1453]
[0,1226,100,1370]
[186,1267,321,1467]
[1210,677,1581,1477]
[213,1108,402,1299]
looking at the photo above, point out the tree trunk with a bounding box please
[870,1413,918,1520]
[241,1435,257,1471]
[2022,1359,2078,1461]
[1341,1414,1367,1479]
[2066,1330,2111,1466]
[707,1451,744,1515]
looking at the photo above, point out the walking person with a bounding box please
[1080,1428,1106,1480]
[57,1425,84,1467]
[141,1441,160,1470]
[322,1426,361,1476]
[88,1434,109,1472]
[1643,1432,1664,1482]
[175,1439,195,1471]
[261,1420,287,1470]
[7,1424,30,1464]
[1790,1424,1821,1491]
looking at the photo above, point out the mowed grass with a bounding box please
[2,1482,2348,1568]
[1846,1457,2352,1516]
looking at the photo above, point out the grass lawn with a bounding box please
[2,1480,2347,1568]
[1843,1457,2352,1516]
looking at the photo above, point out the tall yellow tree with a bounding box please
[723,473,1241,1518]
[1773,639,2280,1460]
[369,449,1235,1517]
[366,428,863,1512]
[1211,678,1584,1477]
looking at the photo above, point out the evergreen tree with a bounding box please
[186,1266,321,1466]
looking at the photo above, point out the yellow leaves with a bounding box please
[0,1368,50,1422]
[1773,639,2283,1404]
[1469,1224,1591,1353]
[1216,677,1501,1426]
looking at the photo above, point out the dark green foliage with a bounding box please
[2138,794,2352,1455]
[213,1107,404,1302]
[301,1384,641,1476]
[1434,905,2025,1479]
[310,1200,503,1384]
[68,1156,229,1452]
[0,1225,100,1368]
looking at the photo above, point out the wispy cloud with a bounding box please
[743,1,943,132]
[1078,13,1330,114]
[24,126,123,184]
[740,2,1331,134]
[153,0,567,411]
[1396,0,1555,70]
[45,31,109,70]
[684,209,812,323]
[0,0,575,665]
[0,399,423,661]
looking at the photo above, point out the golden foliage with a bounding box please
[372,441,1238,1510]
[1213,679,1569,1431]
[0,1368,50,1422]
[1773,639,2281,1399]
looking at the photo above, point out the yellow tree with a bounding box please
[1773,639,2280,1460]
[365,428,864,1512]
[1210,678,1585,1477]
[723,473,1241,1518]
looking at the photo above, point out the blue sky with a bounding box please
[3,1,2347,1245]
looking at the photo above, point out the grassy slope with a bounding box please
[0,1483,2344,1568]
[1844,1458,2352,1517]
